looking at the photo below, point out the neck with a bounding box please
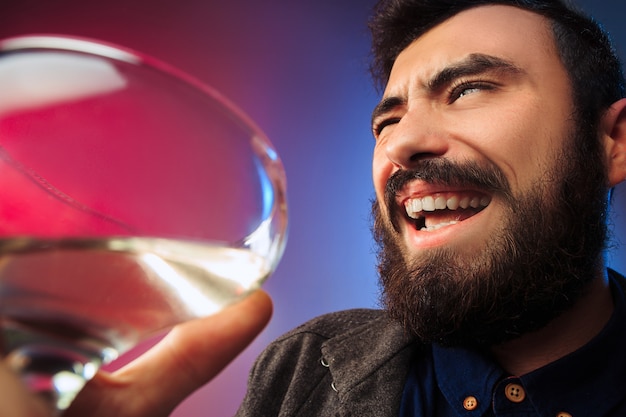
[489,270,613,376]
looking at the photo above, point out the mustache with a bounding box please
[384,159,512,228]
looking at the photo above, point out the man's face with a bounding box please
[371,5,609,346]
[372,5,575,257]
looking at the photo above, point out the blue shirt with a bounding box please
[400,270,626,416]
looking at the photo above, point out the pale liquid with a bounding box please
[0,237,270,410]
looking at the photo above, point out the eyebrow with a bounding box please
[428,53,523,92]
[371,53,524,128]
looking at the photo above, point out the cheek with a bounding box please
[452,107,559,187]
[372,146,392,201]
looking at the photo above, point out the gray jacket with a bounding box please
[235,270,626,416]
[235,309,417,416]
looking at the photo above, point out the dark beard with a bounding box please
[373,128,610,348]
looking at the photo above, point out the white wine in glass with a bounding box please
[0,35,288,414]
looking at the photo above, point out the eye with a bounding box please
[373,117,401,138]
[448,80,494,103]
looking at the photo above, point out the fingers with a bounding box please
[0,361,50,417]
[66,290,273,417]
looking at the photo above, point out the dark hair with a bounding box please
[369,0,625,126]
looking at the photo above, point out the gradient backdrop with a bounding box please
[1,1,625,415]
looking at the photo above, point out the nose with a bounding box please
[383,110,449,169]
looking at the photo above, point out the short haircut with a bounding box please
[369,0,625,125]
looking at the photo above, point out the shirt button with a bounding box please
[556,413,572,417]
[463,396,478,411]
[504,383,526,403]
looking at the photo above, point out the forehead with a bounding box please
[385,5,564,94]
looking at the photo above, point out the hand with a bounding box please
[0,290,272,417]
[0,357,50,416]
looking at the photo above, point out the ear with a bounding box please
[601,98,626,187]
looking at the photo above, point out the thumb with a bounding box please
[0,361,50,417]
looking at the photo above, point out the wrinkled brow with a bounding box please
[371,53,524,130]
[427,53,524,92]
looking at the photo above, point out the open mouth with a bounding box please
[404,192,491,232]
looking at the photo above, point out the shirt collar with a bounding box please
[432,343,503,415]
[432,269,626,416]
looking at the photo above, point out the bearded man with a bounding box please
[3,0,626,416]
[234,0,626,415]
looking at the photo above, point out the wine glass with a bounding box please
[0,35,288,414]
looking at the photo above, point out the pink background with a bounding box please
[1,1,625,415]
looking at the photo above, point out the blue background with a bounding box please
[1,1,624,415]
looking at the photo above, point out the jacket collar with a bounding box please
[321,311,418,416]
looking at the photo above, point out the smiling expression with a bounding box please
[371,5,576,256]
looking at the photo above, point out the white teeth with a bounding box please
[404,194,491,219]
[435,196,447,210]
[421,220,459,232]
[413,199,422,212]
[447,196,459,210]
[422,196,435,211]
[407,198,422,213]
